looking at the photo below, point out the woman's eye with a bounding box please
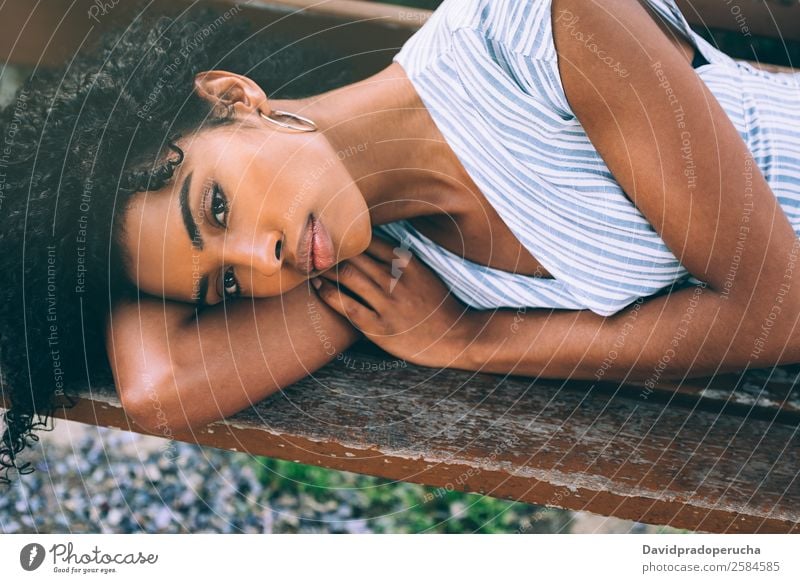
[222,266,240,299]
[210,184,228,226]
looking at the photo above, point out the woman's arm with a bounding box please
[314,0,800,379]
[318,237,800,384]
[106,284,360,436]
[549,0,798,302]
[454,280,800,381]
[314,237,799,381]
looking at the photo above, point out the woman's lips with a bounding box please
[311,215,335,272]
[296,213,334,275]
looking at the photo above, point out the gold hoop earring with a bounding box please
[259,109,317,132]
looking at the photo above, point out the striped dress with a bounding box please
[372,0,800,316]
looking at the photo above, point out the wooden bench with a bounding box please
[1,0,798,533]
[676,0,800,43]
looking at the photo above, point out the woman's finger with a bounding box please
[320,260,387,308]
[365,233,400,263]
[313,277,377,328]
[346,253,392,291]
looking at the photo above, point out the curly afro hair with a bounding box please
[0,3,355,485]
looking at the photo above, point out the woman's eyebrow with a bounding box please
[179,170,204,250]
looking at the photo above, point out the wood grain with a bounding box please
[10,340,796,533]
[675,0,800,42]
[2,1,797,71]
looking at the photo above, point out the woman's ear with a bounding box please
[193,70,269,117]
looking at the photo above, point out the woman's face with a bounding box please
[120,119,372,306]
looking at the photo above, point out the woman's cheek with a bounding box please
[248,268,316,299]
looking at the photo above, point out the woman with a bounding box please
[1,0,798,483]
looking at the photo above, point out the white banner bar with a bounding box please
[1,533,798,582]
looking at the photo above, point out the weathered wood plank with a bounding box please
[14,341,797,534]
[0,0,415,74]
[2,1,798,71]
[676,0,800,42]
[240,0,430,29]
[620,364,800,416]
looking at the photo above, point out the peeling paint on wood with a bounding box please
[15,342,797,534]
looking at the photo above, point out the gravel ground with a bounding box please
[0,420,669,534]
[1,423,375,534]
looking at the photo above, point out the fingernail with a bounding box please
[311,277,322,289]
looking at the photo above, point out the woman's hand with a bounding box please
[312,235,478,368]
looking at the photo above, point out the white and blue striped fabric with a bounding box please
[372,0,800,316]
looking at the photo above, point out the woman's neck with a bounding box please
[273,62,472,226]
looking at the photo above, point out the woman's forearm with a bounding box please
[107,284,360,435]
[312,236,800,381]
[453,283,800,382]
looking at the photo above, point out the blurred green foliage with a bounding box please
[251,456,574,533]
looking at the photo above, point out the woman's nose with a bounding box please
[227,229,284,276]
